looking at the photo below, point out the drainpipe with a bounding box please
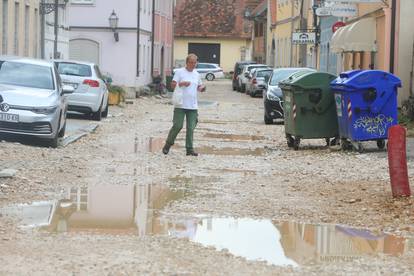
[53,0,59,59]
[40,0,45,59]
[136,0,141,77]
[151,0,155,79]
[390,0,397,73]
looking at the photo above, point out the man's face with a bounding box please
[186,58,197,71]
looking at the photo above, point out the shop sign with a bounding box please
[292,32,316,44]
[331,3,358,17]
[326,0,382,3]
[332,21,346,33]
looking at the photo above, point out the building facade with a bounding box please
[173,0,261,73]
[152,0,174,79]
[41,1,70,60]
[0,0,41,57]
[67,0,155,94]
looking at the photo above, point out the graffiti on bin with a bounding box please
[353,114,394,136]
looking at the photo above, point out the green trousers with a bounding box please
[166,108,198,151]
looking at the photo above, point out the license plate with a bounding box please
[0,113,19,122]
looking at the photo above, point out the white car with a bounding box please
[54,60,109,121]
[0,56,74,148]
[237,64,269,92]
[173,62,224,81]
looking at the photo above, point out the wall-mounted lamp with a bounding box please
[108,10,119,42]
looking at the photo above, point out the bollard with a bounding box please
[387,125,411,197]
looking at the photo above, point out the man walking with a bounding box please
[162,54,205,156]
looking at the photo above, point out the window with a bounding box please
[14,2,19,55]
[2,0,8,55]
[0,61,54,90]
[55,62,92,77]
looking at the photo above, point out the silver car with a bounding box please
[0,56,74,147]
[54,60,109,121]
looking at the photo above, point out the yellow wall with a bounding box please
[173,38,251,72]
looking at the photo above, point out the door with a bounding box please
[69,39,100,65]
[188,43,220,65]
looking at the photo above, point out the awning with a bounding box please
[331,18,377,53]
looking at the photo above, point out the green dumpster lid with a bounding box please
[279,71,337,90]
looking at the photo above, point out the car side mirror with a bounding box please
[62,85,75,94]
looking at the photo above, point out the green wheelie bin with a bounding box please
[279,71,339,150]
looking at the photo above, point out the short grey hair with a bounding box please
[186,53,198,63]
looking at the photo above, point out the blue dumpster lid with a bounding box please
[279,71,337,90]
[330,70,402,91]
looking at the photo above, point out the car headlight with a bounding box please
[266,91,280,101]
[32,106,58,114]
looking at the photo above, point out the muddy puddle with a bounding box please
[109,137,166,153]
[2,183,412,267]
[109,136,265,156]
[196,146,264,156]
[203,133,264,141]
[1,183,189,236]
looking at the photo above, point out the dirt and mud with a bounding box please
[0,80,413,275]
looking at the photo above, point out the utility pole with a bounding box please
[390,0,397,73]
[299,0,307,67]
[40,0,45,59]
[53,0,59,59]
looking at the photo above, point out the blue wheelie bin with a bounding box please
[330,70,401,152]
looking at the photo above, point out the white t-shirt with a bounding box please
[173,67,202,110]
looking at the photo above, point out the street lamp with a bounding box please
[108,10,119,42]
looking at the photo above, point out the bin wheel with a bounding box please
[340,139,352,151]
[286,134,294,148]
[293,137,300,151]
[325,138,330,147]
[377,139,386,150]
[330,136,339,146]
[356,143,364,153]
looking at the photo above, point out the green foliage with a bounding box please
[108,84,125,95]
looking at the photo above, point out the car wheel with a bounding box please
[58,120,66,138]
[241,84,246,93]
[48,119,60,148]
[264,114,273,125]
[250,91,256,97]
[206,73,215,81]
[92,106,102,121]
[92,100,103,121]
[102,101,109,118]
[232,86,236,91]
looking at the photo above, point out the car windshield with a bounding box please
[257,70,272,78]
[270,69,304,85]
[0,61,54,90]
[56,62,92,77]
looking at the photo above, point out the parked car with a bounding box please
[237,64,269,93]
[246,68,273,97]
[232,61,256,91]
[264,67,315,124]
[173,62,224,81]
[196,63,224,81]
[0,56,74,147]
[54,60,109,121]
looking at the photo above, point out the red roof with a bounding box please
[174,0,262,39]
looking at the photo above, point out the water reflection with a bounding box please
[3,191,411,267]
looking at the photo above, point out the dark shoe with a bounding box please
[186,150,198,156]
[162,144,171,155]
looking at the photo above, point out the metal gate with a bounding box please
[188,43,220,64]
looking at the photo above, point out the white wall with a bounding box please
[44,6,69,59]
[68,0,153,89]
